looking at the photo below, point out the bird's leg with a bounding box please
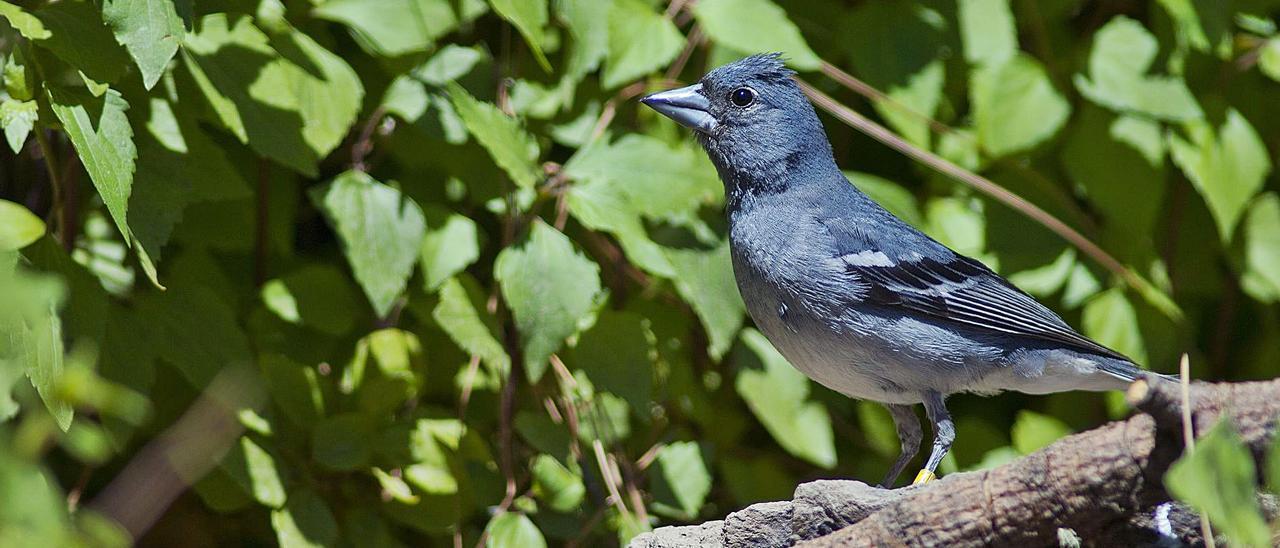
[878,403,921,488]
[913,391,954,485]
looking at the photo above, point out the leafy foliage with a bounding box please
[1,0,1279,546]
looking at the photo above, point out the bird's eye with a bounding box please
[729,87,756,107]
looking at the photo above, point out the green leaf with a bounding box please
[565,134,722,221]
[138,286,252,387]
[849,174,921,227]
[448,83,540,188]
[1169,109,1272,242]
[569,311,653,413]
[0,265,71,429]
[420,212,480,291]
[557,0,610,80]
[490,0,551,71]
[372,467,419,503]
[183,15,363,176]
[971,54,1070,157]
[1081,288,1147,365]
[310,171,427,318]
[530,454,585,513]
[1241,193,1280,302]
[433,276,510,377]
[102,0,186,89]
[1073,16,1203,121]
[261,354,324,426]
[312,413,374,471]
[650,441,712,519]
[602,0,684,89]
[1260,38,1280,82]
[261,265,360,336]
[224,437,288,508]
[664,241,744,360]
[0,200,45,251]
[1061,108,1166,248]
[0,1,50,39]
[313,0,458,57]
[693,0,820,71]
[1155,0,1230,57]
[564,176,674,276]
[494,221,602,381]
[484,512,547,548]
[32,1,132,86]
[958,0,1017,66]
[1010,410,1072,454]
[1166,419,1271,547]
[0,98,36,153]
[48,87,136,248]
[271,490,339,548]
[734,329,836,468]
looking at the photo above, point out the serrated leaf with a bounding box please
[183,15,363,176]
[557,0,609,80]
[0,1,50,39]
[694,0,820,71]
[650,441,711,519]
[32,1,131,85]
[484,512,546,548]
[494,221,602,381]
[310,171,426,318]
[734,329,836,468]
[1073,17,1203,121]
[448,84,540,188]
[420,212,480,291]
[48,87,136,247]
[0,98,36,153]
[958,0,1017,66]
[565,134,722,221]
[102,0,186,89]
[972,54,1070,157]
[433,276,510,377]
[0,266,72,430]
[313,0,457,57]
[564,177,674,276]
[1081,288,1146,364]
[271,490,338,548]
[530,454,584,513]
[490,0,551,71]
[1166,419,1271,547]
[664,241,744,360]
[602,0,683,89]
[0,199,44,251]
[1169,109,1272,242]
[1011,410,1072,454]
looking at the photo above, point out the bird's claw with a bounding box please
[911,469,936,485]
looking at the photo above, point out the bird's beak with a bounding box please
[641,84,717,134]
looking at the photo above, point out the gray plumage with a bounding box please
[643,53,1152,487]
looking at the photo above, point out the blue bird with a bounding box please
[642,54,1157,487]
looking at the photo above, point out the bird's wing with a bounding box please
[837,247,1131,362]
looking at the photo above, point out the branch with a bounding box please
[630,378,1280,547]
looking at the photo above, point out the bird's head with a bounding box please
[641,53,834,194]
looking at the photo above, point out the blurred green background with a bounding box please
[1,0,1279,546]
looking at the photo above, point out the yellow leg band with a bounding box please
[912,469,936,485]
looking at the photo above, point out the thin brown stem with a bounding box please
[350,106,386,172]
[665,25,702,81]
[34,129,66,248]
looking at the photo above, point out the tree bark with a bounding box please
[800,377,1280,547]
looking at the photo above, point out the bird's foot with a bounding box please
[911,469,936,485]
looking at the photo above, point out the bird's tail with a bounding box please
[1096,356,1179,384]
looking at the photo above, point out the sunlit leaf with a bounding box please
[694,0,820,70]
[957,0,1017,66]
[448,83,541,188]
[0,200,44,251]
[602,0,683,89]
[1011,410,1072,454]
[490,0,551,71]
[665,241,744,360]
[1166,419,1270,547]
[734,329,836,468]
[650,441,712,519]
[271,489,339,548]
[102,0,186,89]
[1074,16,1203,121]
[495,221,602,381]
[972,54,1069,156]
[313,0,458,57]
[1169,109,1272,242]
[484,512,546,548]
